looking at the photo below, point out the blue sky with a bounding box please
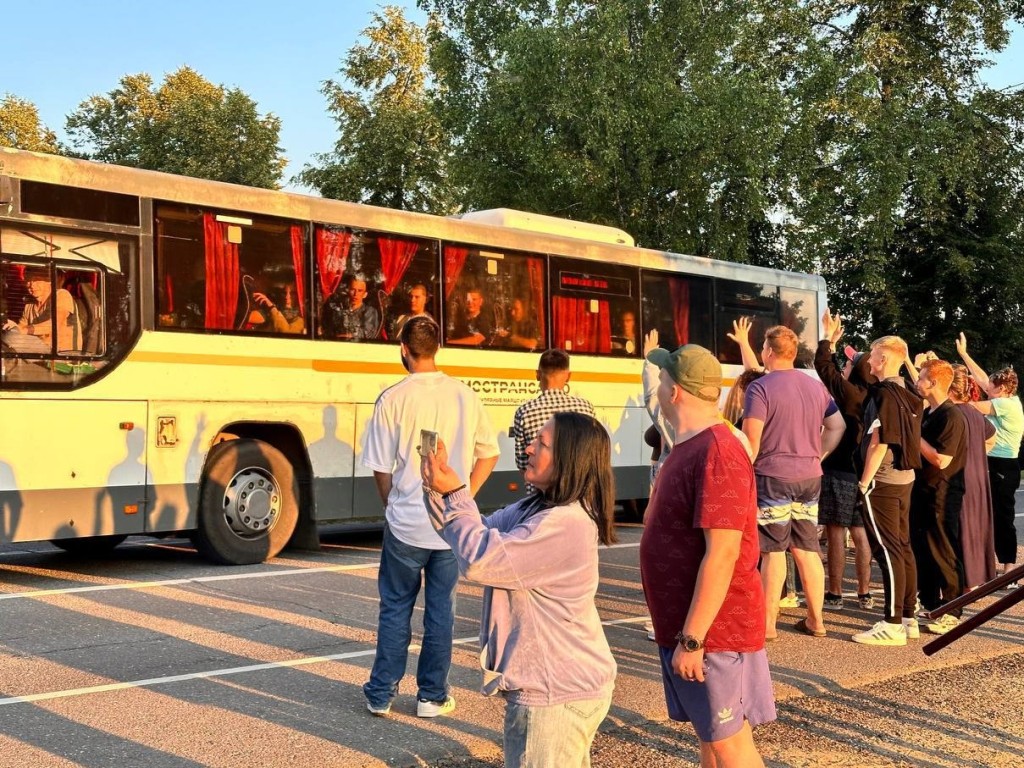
[4,3,1022,193]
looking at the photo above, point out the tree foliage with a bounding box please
[65,67,285,188]
[0,94,61,153]
[297,6,456,213]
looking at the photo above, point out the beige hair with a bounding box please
[870,335,908,359]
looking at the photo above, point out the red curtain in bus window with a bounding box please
[165,273,175,313]
[670,278,690,345]
[443,245,469,298]
[552,295,611,354]
[203,213,240,330]
[379,237,419,294]
[316,227,351,301]
[527,258,546,345]
[290,225,306,314]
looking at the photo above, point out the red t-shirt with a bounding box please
[640,423,765,652]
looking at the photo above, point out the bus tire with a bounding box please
[195,438,299,565]
[50,534,128,555]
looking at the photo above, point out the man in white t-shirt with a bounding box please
[361,316,500,718]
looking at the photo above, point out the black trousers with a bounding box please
[862,481,916,623]
[988,456,1020,565]
[911,482,965,615]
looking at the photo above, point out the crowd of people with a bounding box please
[356,311,1021,768]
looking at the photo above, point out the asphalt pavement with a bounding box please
[0,505,1021,767]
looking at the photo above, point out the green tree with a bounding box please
[297,6,456,213]
[66,67,285,188]
[422,0,815,260]
[0,94,61,153]
[785,2,1024,345]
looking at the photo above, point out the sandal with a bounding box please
[793,618,826,638]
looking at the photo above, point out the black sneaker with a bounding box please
[824,592,844,610]
[858,593,875,610]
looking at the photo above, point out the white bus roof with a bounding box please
[458,208,635,247]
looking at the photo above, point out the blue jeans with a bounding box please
[363,526,458,707]
[503,694,612,768]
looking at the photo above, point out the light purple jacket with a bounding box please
[427,488,616,706]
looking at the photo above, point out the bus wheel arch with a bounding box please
[196,426,308,565]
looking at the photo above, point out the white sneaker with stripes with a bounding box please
[902,618,920,639]
[851,620,907,646]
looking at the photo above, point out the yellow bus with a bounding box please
[0,148,826,564]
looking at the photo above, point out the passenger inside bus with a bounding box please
[2,267,78,353]
[448,287,495,346]
[493,297,541,351]
[611,309,638,355]
[252,282,305,334]
[389,283,433,338]
[321,275,381,340]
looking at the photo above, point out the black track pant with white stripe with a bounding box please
[862,481,917,624]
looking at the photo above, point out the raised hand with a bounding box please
[821,310,843,344]
[643,329,660,357]
[955,332,968,359]
[421,438,462,495]
[727,316,753,345]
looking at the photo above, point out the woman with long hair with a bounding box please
[948,364,997,588]
[422,411,617,768]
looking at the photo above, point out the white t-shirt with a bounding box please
[362,371,500,549]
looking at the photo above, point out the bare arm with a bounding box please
[820,409,846,460]
[859,430,886,487]
[468,455,499,496]
[970,399,995,416]
[742,417,765,463]
[956,332,991,392]
[919,438,953,470]
[372,471,393,506]
[672,527,743,682]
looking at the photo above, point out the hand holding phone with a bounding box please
[420,429,439,457]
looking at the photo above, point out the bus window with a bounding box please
[780,287,819,367]
[549,256,639,356]
[155,204,309,336]
[0,227,136,388]
[641,272,713,352]
[443,244,545,351]
[314,226,438,342]
[715,279,779,365]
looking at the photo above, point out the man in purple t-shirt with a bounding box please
[743,326,845,641]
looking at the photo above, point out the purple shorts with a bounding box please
[658,647,777,743]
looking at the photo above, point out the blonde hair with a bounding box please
[870,335,908,359]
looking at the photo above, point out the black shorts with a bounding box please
[818,472,863,528]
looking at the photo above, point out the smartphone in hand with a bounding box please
[420,429,439,457]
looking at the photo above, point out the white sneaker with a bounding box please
[924,614,960,635]
[851,620,907,646]
[366,700,391,716]
[417,696,456,718]
[902,618,920,639]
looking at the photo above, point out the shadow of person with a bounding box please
[0,457,24,542]
[308,405,356,520]
[94,428,151,535]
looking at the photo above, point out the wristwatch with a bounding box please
[674,631,704,652]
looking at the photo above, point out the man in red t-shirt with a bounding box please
[641,344,775,768]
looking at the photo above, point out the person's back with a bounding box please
[745,369,837,480]
[512,349,595,474]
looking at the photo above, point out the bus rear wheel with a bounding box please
[194,438,299,565]
[50,534,128,555]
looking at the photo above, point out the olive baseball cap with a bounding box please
[646,344,722,402]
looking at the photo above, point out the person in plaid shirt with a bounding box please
[512,349,595,477]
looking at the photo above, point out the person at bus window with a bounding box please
[253,283,305,334]
[494,298,541,351]
[448,287,494,346]
[322,275,380,341]
[611,309,638,355]
[2,267,78,353]
[389,283,433,338]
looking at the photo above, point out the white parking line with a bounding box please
[0,616,650,707]
[0,542,641,602]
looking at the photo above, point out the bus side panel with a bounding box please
[0,399,148,542]
[309,402,357,522]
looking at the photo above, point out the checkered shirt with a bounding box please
[512,389,596,472]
